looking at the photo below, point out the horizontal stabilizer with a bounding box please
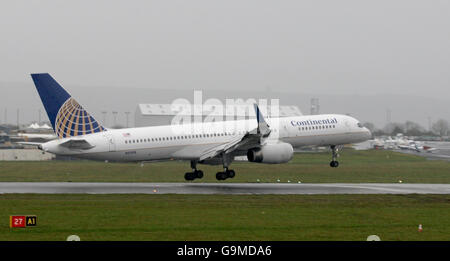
[59,139,95,150]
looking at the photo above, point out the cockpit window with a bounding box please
[357,122,363,128]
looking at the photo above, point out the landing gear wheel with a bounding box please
[216,172,227,181]
[185,170,204,181]
[195,170,204,179]
[184,172,195,181]
[330,161,339,168]
[216,169,236,180]
[227,169,235,178]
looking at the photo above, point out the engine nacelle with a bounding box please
[247,143,294,164]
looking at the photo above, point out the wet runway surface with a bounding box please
[0,182,449,194]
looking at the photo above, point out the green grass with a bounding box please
[0,150,448,183]
[1,194,449,241]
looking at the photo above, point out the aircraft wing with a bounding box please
[198,104,271,161]
[199,132,261,161]
[59,139,95,150]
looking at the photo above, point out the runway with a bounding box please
[0,182,449,194]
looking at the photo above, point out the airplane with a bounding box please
[398,141,438,153]
[16,133,57,141]
[30,73,372,181]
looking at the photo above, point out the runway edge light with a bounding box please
[10,215,37,228]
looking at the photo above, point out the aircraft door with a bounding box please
[104,133,116,152]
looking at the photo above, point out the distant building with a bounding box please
[20,122,53,133]
[0,149,55,161]
[135,104,303,127]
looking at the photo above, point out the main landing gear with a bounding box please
[184,154,237,181]
[330,145,339,168]
[215,153,235,181]
[184,160,204,181]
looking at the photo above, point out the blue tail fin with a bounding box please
[31,73,106,138]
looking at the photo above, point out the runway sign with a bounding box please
[10,215,37,228]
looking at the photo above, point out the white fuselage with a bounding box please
[41,114,371,162]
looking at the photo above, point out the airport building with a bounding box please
[135,103,303,127]
[0,149,54,161]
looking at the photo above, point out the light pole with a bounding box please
[124,112,130,128]
[112,111,118,127]
[16,109,20,129]
[101,111,107,126]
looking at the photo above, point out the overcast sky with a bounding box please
[1,0,449,127]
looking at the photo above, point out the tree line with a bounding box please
[362,119,449,137]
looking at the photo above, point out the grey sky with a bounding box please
[1,0,449,128]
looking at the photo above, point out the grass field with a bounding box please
[1,150,449,241]
[0,150,448,183]
[1,194,449,241]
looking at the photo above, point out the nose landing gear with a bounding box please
[330,145,339,168]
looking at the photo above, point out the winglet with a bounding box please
[253,104,271,137]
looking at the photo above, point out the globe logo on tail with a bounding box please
[55,98,106,138]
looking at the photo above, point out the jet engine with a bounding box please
[247,142,294,164]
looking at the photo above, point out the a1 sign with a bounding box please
[10,215,37,228]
